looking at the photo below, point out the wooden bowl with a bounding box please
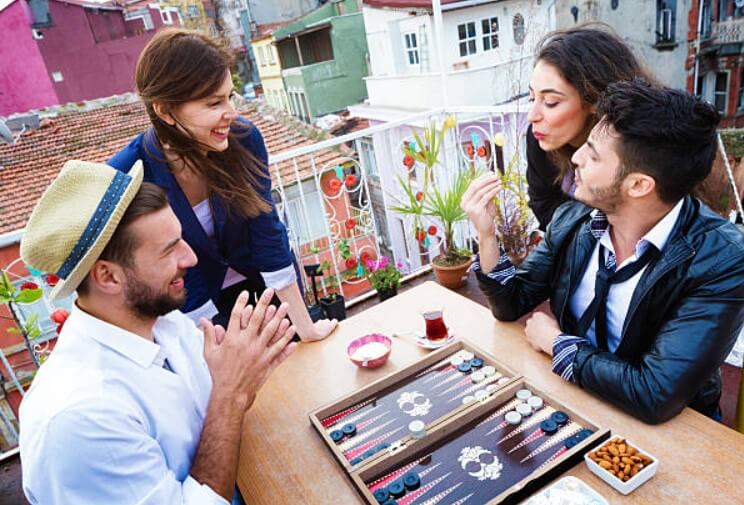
[347,333,392,369]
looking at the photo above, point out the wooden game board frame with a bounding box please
[309,341,610,504]
[309,340,520,473]
[352,377,610,504]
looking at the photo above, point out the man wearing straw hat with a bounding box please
[18,160,296,504]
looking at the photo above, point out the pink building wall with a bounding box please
[35,1,169,106]
[0,0,174,115]
[0,1,59,115]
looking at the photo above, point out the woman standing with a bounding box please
[526,25,652,229]
[110,28,336,341]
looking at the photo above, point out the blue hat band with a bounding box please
[56,171,132,280]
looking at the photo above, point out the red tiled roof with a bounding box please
[252,22,288,41]
[0,101,349,235]
[363,0,463,8]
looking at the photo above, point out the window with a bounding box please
[358,139,378,178]
[403,32,419,65]
[482,17,499,51]
[258,46,266,65]
[714,71,729,113]
[457,22,477,57]
[717,0,728,21]
[656,1,676,44]
[738,68,744,109]
[701,0,713,38]
[160,8,174,25]
[512,14,525,45]
[283,182,327,244]
[696,73,705,98]
[268,46,276,64]
[187,5,199,18]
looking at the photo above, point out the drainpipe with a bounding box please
[432,0,448,107]
[693,0,704,95]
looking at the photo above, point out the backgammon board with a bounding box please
[310,341,610,504]
[311,341,518,472]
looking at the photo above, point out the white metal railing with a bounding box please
[268,106,531,305]
[712,17,744,43]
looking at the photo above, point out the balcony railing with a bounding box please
[712,17,744,44]
[268,105,530,305]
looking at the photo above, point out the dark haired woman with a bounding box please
[526,24,653,229]
[109,28,337,341]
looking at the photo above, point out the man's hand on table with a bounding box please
[525,311,561,356]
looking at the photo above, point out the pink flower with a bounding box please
[378,256,390,269]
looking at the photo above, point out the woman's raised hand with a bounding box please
[461,173,501,237]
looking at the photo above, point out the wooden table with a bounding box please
[237,281,744,504]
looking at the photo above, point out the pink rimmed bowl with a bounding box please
[347,333,392,369]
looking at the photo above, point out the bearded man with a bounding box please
[19,160,295,504]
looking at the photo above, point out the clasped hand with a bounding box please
[200,288,297,409]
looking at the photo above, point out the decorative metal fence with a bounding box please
[268,105,529,305]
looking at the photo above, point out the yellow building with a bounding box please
[159,0,216,34]
[252,24,288,112]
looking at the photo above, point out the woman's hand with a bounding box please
[461,173,501,236]
[302,318,338,342]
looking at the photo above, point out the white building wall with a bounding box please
[361,0,552,110]
[554,0,691,89]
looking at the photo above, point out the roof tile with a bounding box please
[0,101,348,235]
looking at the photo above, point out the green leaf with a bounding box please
[15,288,43,304]
[0,271,15,299]
[7,328,21,334]
[25,313,39,327]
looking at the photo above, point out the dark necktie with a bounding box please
[163,357,174,373]
[576,243,659,350]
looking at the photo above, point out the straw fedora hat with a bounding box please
[21,160,144,301]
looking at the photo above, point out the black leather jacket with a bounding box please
[477,197,744,424]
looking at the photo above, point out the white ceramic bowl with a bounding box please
[584,437,658,495]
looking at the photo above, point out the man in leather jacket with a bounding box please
[462,79,744,424]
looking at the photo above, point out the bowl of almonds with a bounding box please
[584,437,657,495]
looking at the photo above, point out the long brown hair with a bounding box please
[534,24,656,180]
[135,28,271,217]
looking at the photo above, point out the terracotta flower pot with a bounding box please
[431,256,473,290]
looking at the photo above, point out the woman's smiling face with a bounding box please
[527,60,594,151]
[169,71,238,153]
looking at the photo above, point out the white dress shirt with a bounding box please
[19,304,228,505]
[569,199,684,352]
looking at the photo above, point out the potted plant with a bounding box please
[364,256,402,302]
[302,263,323,322]
[391,117,475,289]
[317,261,346,321]
[489,132,539,266]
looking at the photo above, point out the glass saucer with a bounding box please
[414,331,456,349]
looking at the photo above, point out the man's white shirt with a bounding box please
[19,304,228,504]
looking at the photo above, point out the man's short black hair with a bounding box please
[596,79,720,203]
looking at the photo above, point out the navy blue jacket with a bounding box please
[477,197,744,424]
[108,120,295,312]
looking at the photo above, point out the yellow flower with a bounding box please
[493,132,506,147]
[442,115,457,130]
